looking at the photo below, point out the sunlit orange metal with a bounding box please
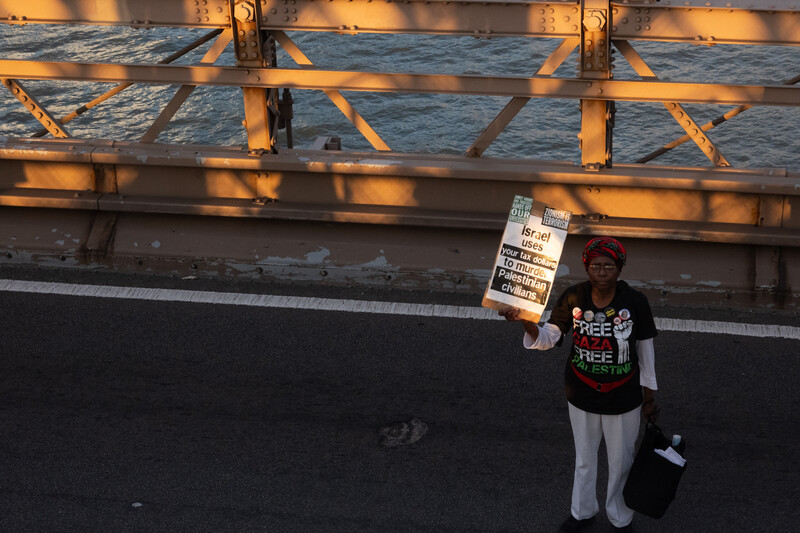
[1,78,71,138]
[612,40,731,167]
[0,0,798,303]
[0,60,797,107]
[0,0,797,45]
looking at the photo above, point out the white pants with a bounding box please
[568,403,640,528]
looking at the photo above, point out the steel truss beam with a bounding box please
[466,38,579,157]
[1,138,797,242]
[1,78,71,138]
[141,29,233,143]
[613,40,730,167]
[637,73,800,164]
[0,0,797,46]
[0,60,797,107]
[273,31,391,151]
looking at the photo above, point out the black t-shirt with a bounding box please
[548,280,658,414]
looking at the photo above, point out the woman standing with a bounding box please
[500,237,659,533]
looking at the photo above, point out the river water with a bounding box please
[0,24,797,170]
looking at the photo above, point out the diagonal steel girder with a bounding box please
[0,60,797,107]
[1,78,71,137]
[30,28,225,139]
[272,31,390,152]
[613,39,730,167]
[637,73,800,164]
[140,29,233,143]
[465,38,579,157]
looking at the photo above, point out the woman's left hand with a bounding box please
[642,387,660,421]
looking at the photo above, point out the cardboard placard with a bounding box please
[482,195,572,322]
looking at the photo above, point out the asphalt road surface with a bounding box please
[1,272,799,532]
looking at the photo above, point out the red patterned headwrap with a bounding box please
[583,237,626,271]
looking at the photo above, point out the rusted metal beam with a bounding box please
[1,60,797,107]
[0,0,797,46]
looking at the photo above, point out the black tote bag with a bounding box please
[623,422,687,519]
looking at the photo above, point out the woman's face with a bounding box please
[586,255,620,291]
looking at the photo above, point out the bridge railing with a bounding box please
[0,0,798,304]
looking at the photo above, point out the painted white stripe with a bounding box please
[1,279,798,340]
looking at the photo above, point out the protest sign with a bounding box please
[482,195,571,322]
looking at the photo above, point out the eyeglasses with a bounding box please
[587,264,618,273]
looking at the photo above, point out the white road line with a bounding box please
[1,279,798,340]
